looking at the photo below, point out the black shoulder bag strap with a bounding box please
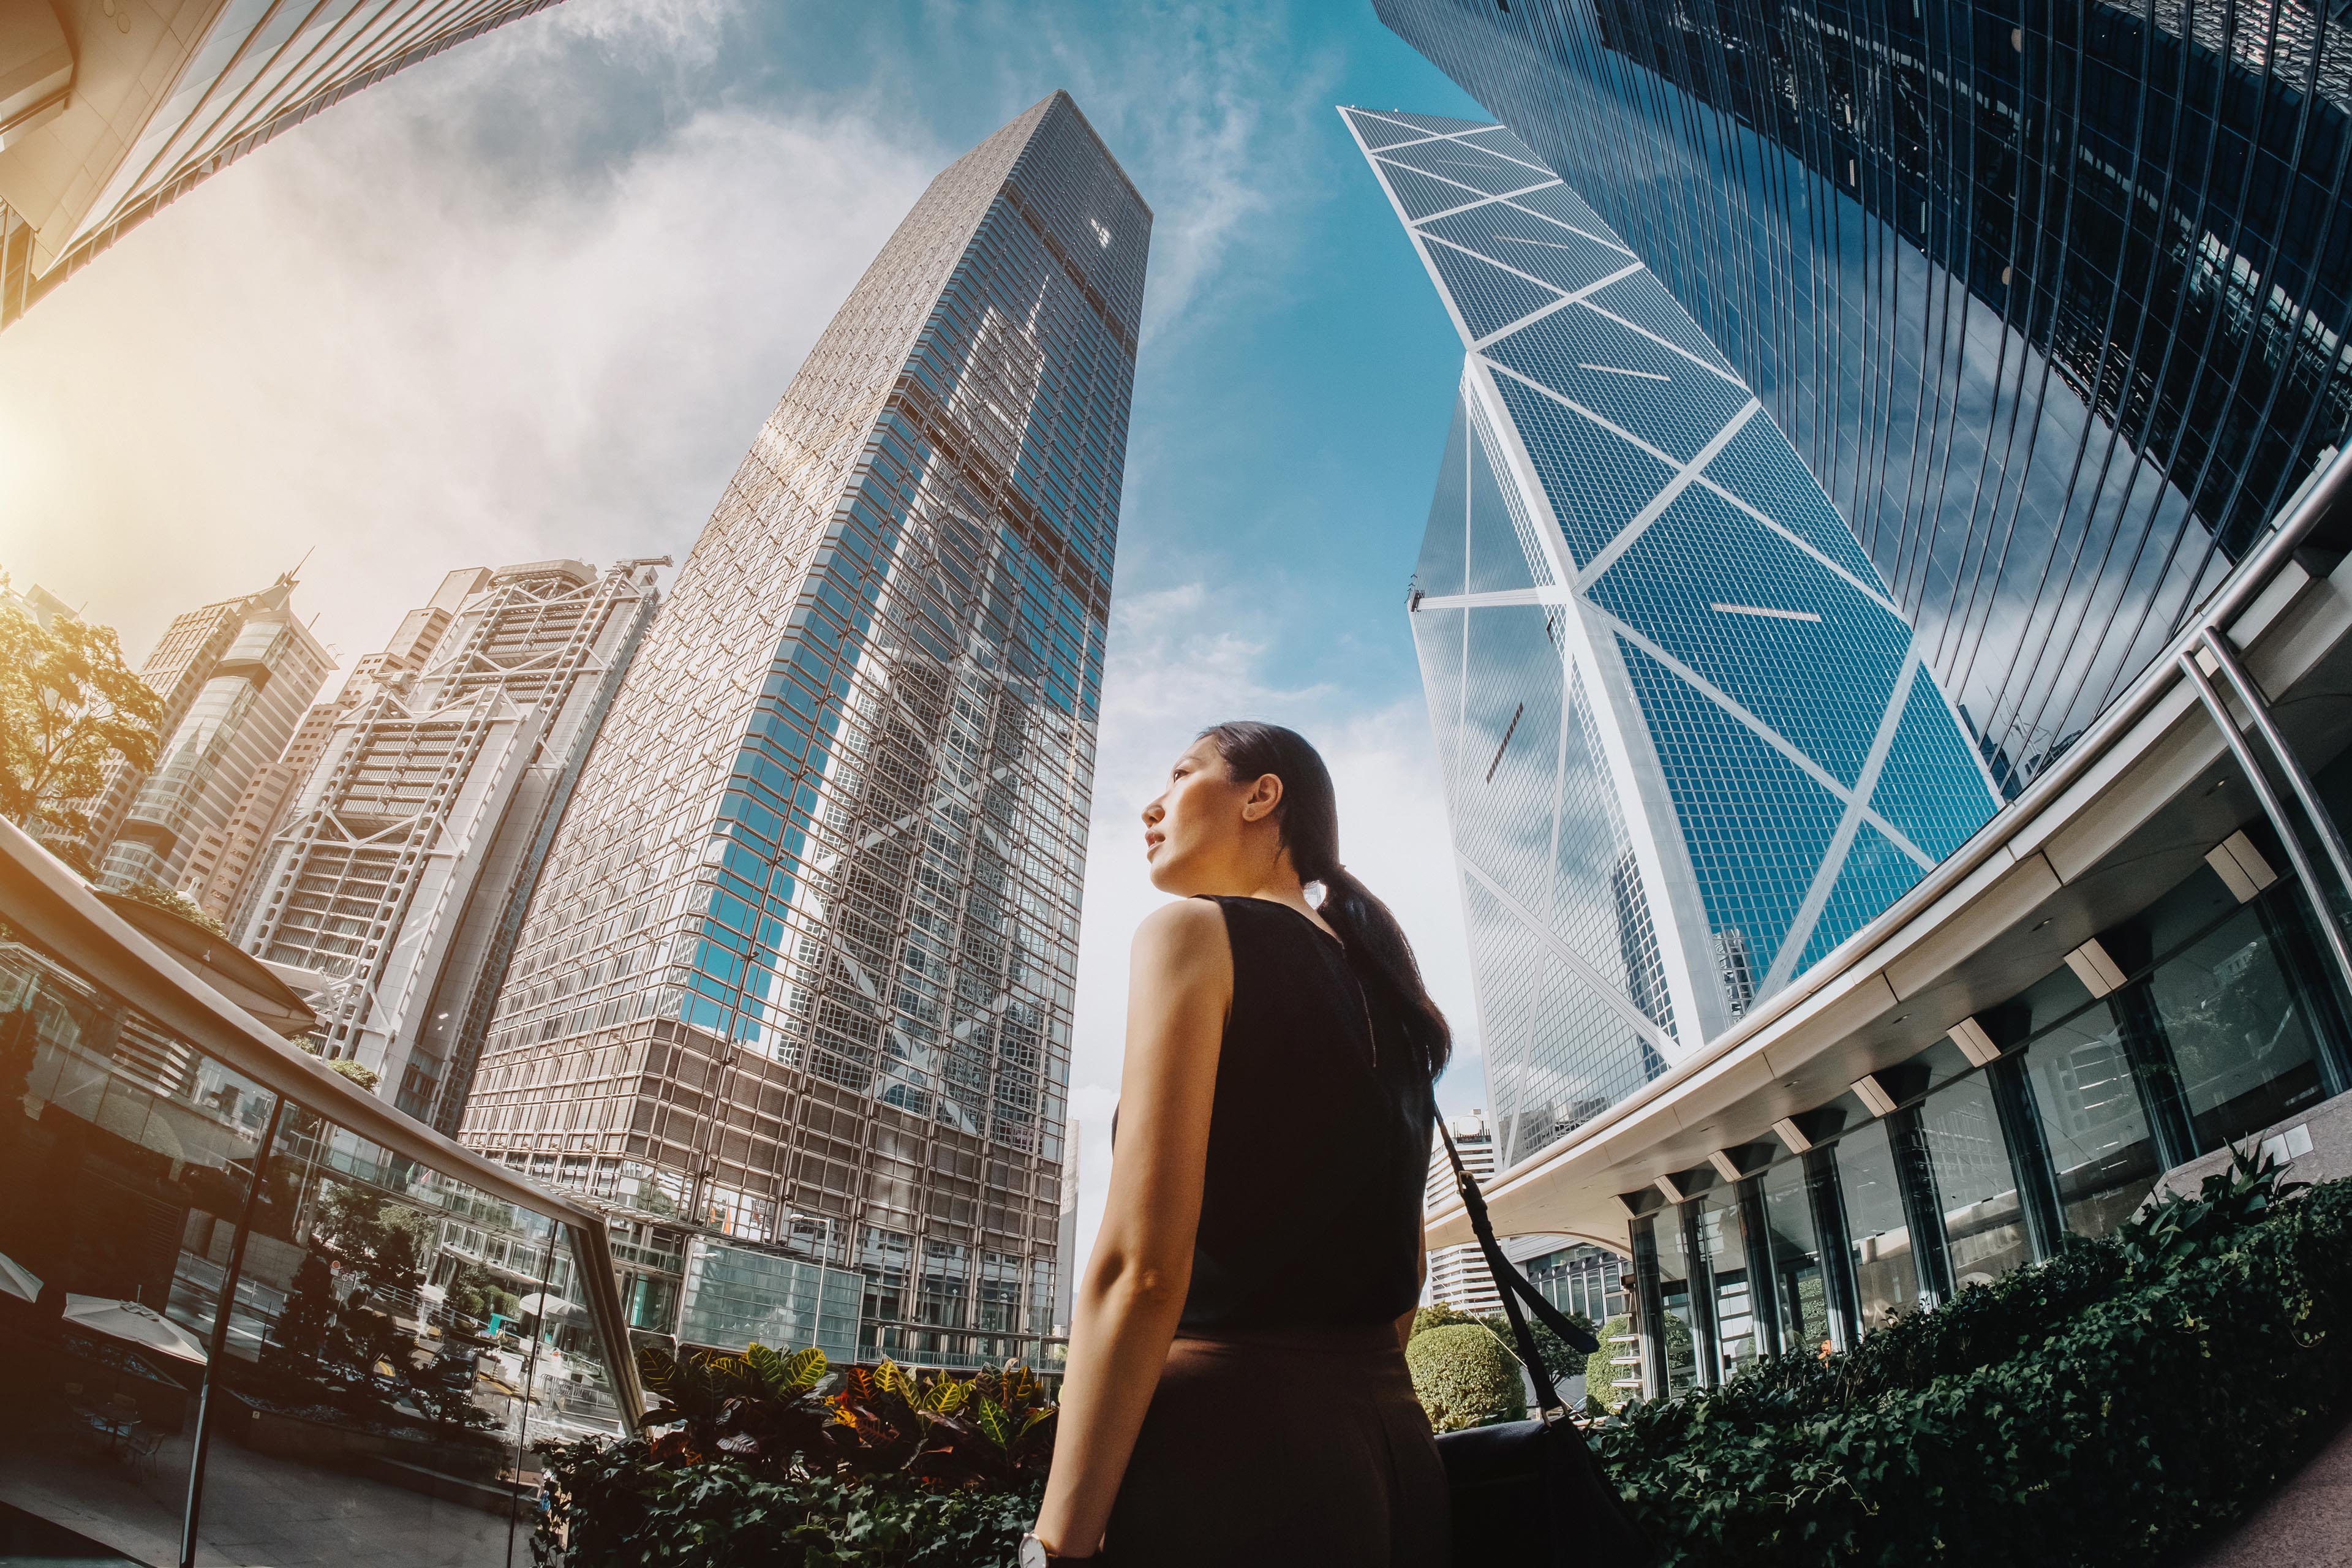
[1438,1120,1600,1419]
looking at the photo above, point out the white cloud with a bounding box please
[1010,1,1344,342]
[0,7,938,668]
[1061,579,1480,1281]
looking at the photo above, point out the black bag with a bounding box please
[1430,1122,1654,1566]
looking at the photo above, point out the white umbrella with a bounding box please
[514,1292,580,1319]
[0,1251,40,1305]
[64,1294,209,1365]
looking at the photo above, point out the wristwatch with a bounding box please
[1018,1532,1093,1566]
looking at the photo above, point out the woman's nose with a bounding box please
[1142,799,1163,826]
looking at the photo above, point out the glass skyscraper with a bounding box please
[1344,108,1999,1166]
[457,92,1147,1368]
[1375,0,2352,796]
[0,1,558,328]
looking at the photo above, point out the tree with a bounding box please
[113,879,225,935]
[0,603,162,866]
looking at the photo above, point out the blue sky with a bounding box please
[0,0,1497,1255]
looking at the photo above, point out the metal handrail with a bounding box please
[0,814,645,1428]
[1436,438,2352,1234]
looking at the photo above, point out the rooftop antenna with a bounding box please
[288,545,315,582]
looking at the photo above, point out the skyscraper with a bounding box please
[236,559,660,1126]
[96,574,333,895]
[1345,109,2000,1167]
[0,0,560,328]
[458,92,1147,1369]
[1374,0,2352,795]
[1378,6,2352,1398]
[1424,1108,1502,1314]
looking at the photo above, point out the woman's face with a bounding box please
[1140,737,1276,894]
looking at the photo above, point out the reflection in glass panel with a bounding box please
[182,1102,545,1566]
[2147,896,2333,1150]
[1650,1207,1697,1395]
[1694,1191,1754,1378]
[1837,1121,1918,1331]
[1918,1077,2029,1290]
[0,923,272,1564]
[2025,1002,2162,1237]
[1527,1243,1627,1324]
[1758,1157,1828,1357]
[545,1229,628,1446]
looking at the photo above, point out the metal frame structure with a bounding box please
[1430,439,2352,1271]
[0,813,646,1433]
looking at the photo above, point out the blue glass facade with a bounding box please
[459,94,1146,1366]
[1347,111,1999,1164]
[1375,0,2352,796]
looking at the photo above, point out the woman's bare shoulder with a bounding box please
[1131,897,1229,967]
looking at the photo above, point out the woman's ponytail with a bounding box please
[1198,722,1453,1082]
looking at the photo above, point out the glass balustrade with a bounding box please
[0,873,638,1568]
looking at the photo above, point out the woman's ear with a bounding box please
[1240,771,1285,824]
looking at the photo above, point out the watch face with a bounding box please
[1019,1533,1049,1568]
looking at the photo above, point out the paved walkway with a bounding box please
[2185,1414,2352,1568]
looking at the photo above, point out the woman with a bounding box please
[1022,722,1452,1567]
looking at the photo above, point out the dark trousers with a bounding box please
[1104,1322,1450,1567]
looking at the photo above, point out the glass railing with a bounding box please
[0,818,639,1568]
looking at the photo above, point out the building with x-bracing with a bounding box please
[458,92,1148,1370]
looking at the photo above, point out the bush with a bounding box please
[1591,1156,2352,1567]
[1586,1314,1631,1412]
[1412,1300,1596,1381]
[535,1348,1055,1568]
[1406,1323,1526,1432]
[533,1442,1034,1568]
[116,880,225,935]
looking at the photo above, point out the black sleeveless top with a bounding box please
[1163,895,1437,1332]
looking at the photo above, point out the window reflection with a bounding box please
[1758,1158,1830,1357]
[0,925,269,1561]
[2149,897,2331,1149]
[1649,1209,1698,1395]
[1836,1121,1918,1330]
[0,913,631,1566]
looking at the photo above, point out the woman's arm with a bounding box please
[1031,899,1232,1558]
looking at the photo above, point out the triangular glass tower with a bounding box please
[1344,108,2000,1167]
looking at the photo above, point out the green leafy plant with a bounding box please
[1586,1313,1634,1412]
[1406,1322,1526,1431]
[113,880,226,935]
[532,1440,1036,1568]
[636,1341,835,1466]
[632,1343,1056,1491]
[827,1358,1057,1490]
[1588,1169,2352,1567]
[2115,1140,2305,1274]
[0,602,162,870]
[1411,1298,1596,1380]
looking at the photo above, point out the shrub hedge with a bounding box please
[535,1160,2348,1567]
[1406,1322,1526,1432]
[1590,1161,2352,1567]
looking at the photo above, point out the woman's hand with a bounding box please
[1030,899,1232,1557]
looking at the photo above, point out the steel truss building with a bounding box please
[1377,2,2352,1395]
[1347,110,2000,1168]
[239,559,658,1129]
[457,92,1148,1370]
[97,575,332,897]
[1378,0,2352,800]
